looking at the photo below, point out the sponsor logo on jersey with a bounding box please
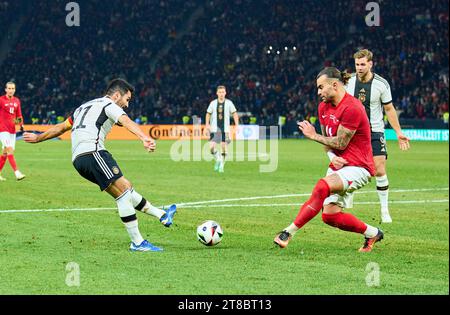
[329,114,339,124]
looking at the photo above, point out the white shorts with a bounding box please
[0,132,16,149]
[323,166,372,209]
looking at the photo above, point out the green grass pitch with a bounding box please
[0,139,448,294]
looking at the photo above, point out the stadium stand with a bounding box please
[0,0,448,128]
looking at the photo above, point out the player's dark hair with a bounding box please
[316,67,351,86]
[105,78,135,96]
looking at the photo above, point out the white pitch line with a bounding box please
[0,194,448,215]
[180,199,449,209]
[0,187,448,213]
[0,207,117,214]
[0,199,448,213]
[174,187,449,207]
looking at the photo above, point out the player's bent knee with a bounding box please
[106,177,132,198]
[322,212,343,228]
[375,169,386,177]
[322,174,344,194]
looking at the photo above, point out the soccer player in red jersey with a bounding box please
[0,82,26,181]
[274,67,384,252]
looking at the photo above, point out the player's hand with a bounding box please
[23,132,39,143]
[331,156,348,170]
[20,125,24,132]
[297,120,317,139]
[143,137,156,152]
[397,132,410,151]
[204,125,211,137]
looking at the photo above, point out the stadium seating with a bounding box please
[0,0,447,125]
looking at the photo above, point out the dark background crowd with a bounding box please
[0,0,448,128]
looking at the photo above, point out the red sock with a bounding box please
[322,212,367,234]
[0,154,7,172]
[294,179,330,228]
[7,154,18,172]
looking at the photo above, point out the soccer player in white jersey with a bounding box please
[345,49,410,223]
[23,79,177,252]
[205,86,239,173]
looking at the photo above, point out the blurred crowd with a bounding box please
[0,1,18,33]
[0,0,448,125]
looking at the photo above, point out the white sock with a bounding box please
[221,152,227,167]
[116,190,144,244]
[130,189,165,219]
[214,151,221,162]
[124,220,144,245]
[364,224,379,238]
[376,175,389,212]
[143,204,165,219]
[285,223,299,236]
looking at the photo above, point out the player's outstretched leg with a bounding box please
[321,209,383,252]
[274,179,330,248]
[130,188,177,227]
[115,189,163,252]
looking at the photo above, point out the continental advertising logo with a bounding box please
[148,125,210,140]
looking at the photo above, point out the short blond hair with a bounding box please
[353,49,373,61]
[216,85,226,91]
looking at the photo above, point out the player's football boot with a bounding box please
[160,204,177,227]
[218,163,224,173]
[15,170,26,181]
[274,230,292,248]
[381,210,392,223]
[0,174,6,181]
[359,228,384,252]
[130,240,163,252]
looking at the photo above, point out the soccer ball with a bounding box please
[197,220,223,246]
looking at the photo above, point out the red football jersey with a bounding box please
[318,93,375,176]
[0,95,23,133]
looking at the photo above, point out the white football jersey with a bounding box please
[207,99,237,133]
[345,73,392,133]
[70,96,126,161]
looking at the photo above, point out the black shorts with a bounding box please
[73,150,123,191]
[371,132,388,158]
[210,131,231,144]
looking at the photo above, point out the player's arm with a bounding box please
[232,112,239,128]
[384,103,410,150]
[16,117,24,132]
[16,101,24,131]
[23,119,72,143]
[205,112,211,129]
[299,120,356,150]
[117,114,156,152]
[319,124,348,169]
[320,125,332,153]
[205,102,214,131]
